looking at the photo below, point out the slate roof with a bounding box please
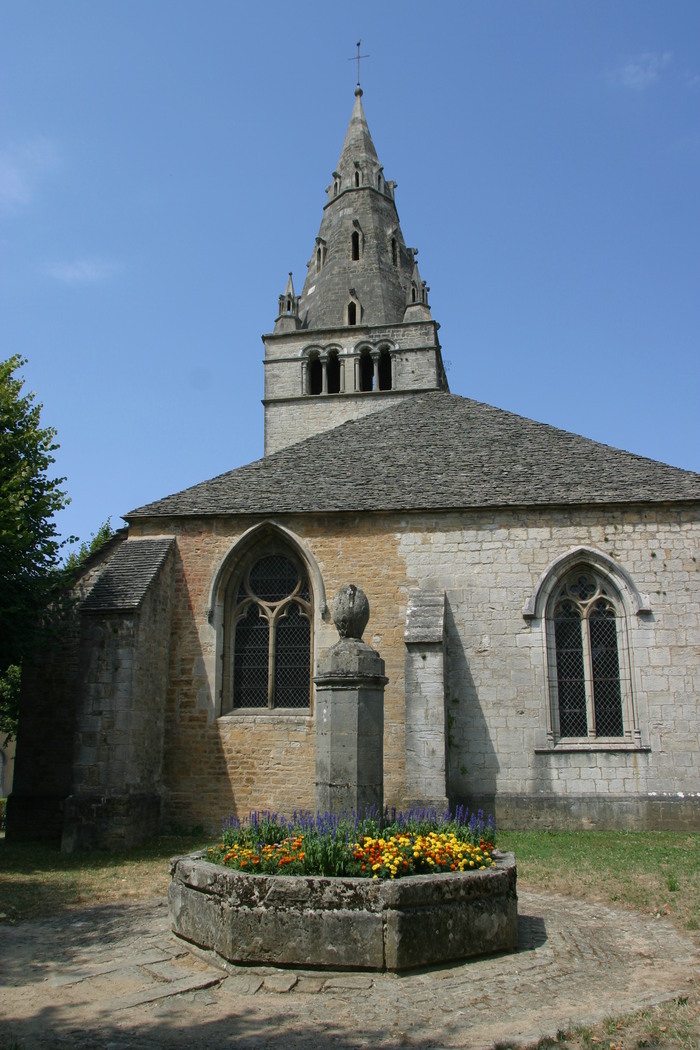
[127,393,700,520]
[81,537,174,611]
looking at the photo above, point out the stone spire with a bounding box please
[262,88,448,457]
[295,88,432,331]
[274,271,301,333]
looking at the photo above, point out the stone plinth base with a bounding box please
[169,851,517,972]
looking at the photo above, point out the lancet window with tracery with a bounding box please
[227,553,312,710]
[548,569,627,739]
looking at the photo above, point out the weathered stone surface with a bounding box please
[332,584,370,640]
[169,851,517,972]
[315,612,387,815]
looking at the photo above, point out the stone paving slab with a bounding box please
[0,893,697,1049]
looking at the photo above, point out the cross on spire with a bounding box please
[349,40,370,87]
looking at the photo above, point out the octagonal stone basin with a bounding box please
[169,850,517,972]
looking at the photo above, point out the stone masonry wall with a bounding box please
[264,390,418,455]
[131,504,699,832]
[6,534,128,843]
[71,554,174,797]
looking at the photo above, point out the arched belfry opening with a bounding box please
[347,301,357,326]
[327,350,341,394]
[308,355,322,395]
[351,230,360,261]
[359,349,374,392]
[378,348,392,390]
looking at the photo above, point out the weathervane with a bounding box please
[349,39,369,87]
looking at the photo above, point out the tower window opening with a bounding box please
[411,286,417,303]
[378,349,392,391]
[316,248,321,272]
[351,231,360,261]
[377,173,382,190]
[359,351,373,392]
[391,238,397,266]
[308,356,322,395]
[354,171,360,187]
[347,301,357,326]
[327,351,340,394]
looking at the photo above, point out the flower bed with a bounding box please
[204,806,497,879]
[169,808,518,971]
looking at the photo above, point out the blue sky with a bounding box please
[2,0,699,552]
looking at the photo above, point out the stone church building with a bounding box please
[9,88,700,848]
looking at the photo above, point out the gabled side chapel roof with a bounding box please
[82,537,174,611]
[127,393,700,520]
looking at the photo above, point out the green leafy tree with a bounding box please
[0,663,21,744]
[63,518,114,577]
[0,355,71,735]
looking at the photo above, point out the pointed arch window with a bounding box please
[354,171,360,187]
[547,568,629,740]
[351,230,360,261]
[225,552,312,710]
[391,238,397,266]
[347,301,357,326]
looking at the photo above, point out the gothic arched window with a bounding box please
[351,230,360,261]
[225,553,312,710]
[547,568,627,739]
[347,301,357,326]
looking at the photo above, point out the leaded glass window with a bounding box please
[549,570,625,739]
[227,553,312,710]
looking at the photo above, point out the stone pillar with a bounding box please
[371,351,380,391]
[315,585,387,815]
[404,589,449,809]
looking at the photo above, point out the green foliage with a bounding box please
[0,356,70,680]
[0,665,21,742]
[63,519,114,577]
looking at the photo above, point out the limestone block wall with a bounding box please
[132,513,409,832]
[264,390,417,455]
[72,561,173,796]
[397,505,699,829]
[6,533,128,843]
[132,503,699,833]
[62,547,174,848]
[263,319,445,454]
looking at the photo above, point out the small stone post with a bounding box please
[315,585,387,815]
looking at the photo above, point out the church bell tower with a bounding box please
[262,86,448,455]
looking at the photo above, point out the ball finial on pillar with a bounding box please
[332,584,370,640]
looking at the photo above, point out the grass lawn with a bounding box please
[0,827,698,1049]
